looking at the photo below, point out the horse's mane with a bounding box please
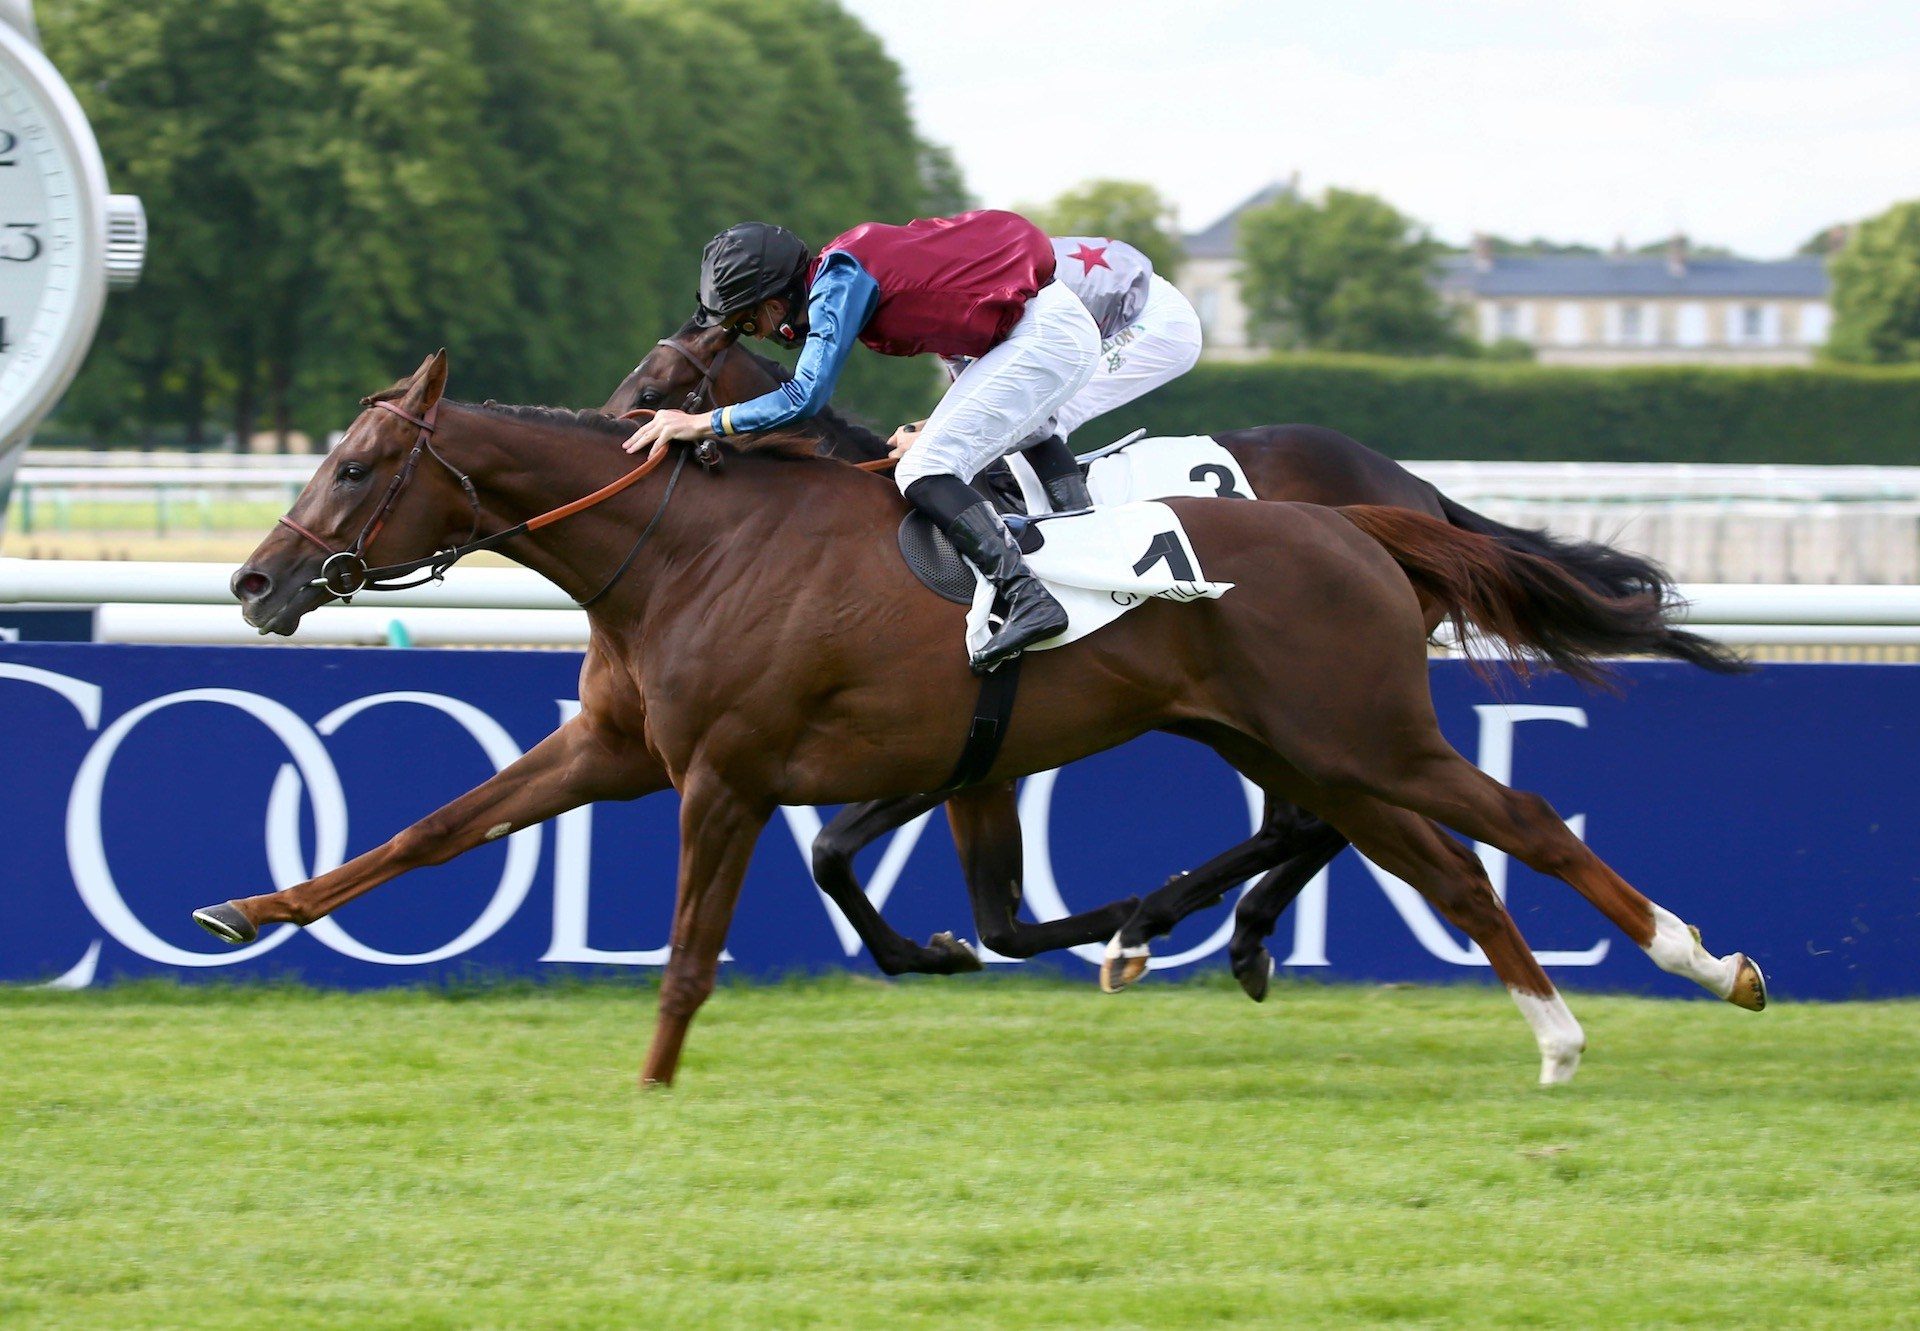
[362,383,818,461]
[735,346,895,462]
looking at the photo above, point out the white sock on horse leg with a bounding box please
[1641,903,1738,998]
[1509,987,1585,1086]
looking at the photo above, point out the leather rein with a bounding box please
[649,333,896,473]
[276,396,699,607]
[277,331,895,605]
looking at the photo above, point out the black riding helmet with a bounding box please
[695,222,811,346]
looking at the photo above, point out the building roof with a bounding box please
[1435,253,1829,299]
[1183,180,1297,259]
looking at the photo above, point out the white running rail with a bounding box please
[4,558,1920,647]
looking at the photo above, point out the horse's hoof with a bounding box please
[192,902,256,945]
[1727,953,1767,1011]
[1538,1043,1583,1087]
[1233,947,1274,1002]
[1099,934,1149,994]
[926,931,984,974]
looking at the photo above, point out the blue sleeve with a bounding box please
[713,252,879,436]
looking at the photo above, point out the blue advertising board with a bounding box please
[2,642,1915,998]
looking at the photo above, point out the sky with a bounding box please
[839,0,1920,256]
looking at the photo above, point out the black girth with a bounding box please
[936,655,1023,792]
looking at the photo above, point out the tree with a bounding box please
[1025,179,1185,277]
[39,0,962,445]
[1235,188,1464,355]
[1798,224,1852,257]
[1826,201,1920,364]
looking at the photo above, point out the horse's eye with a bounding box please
[338,461,370,484]
[637,388,660,406]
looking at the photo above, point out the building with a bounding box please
[1436,237,1832,366]
[1175,179,1296,359]
[1174,180,1834,365]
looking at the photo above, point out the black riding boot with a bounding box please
[1020,433,1093,512]
[944,503,1070,672]
[905,473,1070,672]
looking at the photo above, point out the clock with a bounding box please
[0,0,143,475]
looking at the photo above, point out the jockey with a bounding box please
[1034,237,1203,446]
[623,210,1101,674]
[907,236,1203,513]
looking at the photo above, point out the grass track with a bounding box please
[4,976,1917,1329]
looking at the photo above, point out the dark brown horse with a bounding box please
[200,351,1763,1089]
[607,325,1743,996]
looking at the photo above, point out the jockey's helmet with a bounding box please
[696,222,811,342]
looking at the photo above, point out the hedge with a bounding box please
[1074,355,1920,464]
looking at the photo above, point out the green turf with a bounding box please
[4,976,1916,1329]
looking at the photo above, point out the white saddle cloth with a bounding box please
[1002,432,1255,512]
[964,500,1234,661]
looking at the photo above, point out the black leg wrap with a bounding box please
[905,473,988,528]
[1019,434,1092,512]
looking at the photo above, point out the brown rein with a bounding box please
[280,348,898,603]
[278,397,681,601]
[652,332,897,473]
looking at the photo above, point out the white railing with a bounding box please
[1404,462,1920,504]
[4,557,1920,648]
[19,453,1920,502]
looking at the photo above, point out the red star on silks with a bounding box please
[1067,242,1110,275]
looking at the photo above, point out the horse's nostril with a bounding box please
[233,568,273,601]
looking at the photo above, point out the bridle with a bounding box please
[278,399,475,598]
[646,335,735,412]
[275,395,707,608]
[641,331,899,474]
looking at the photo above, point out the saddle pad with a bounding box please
[963,501,1233,662]
[999,433,1254,513]
[1086,434,1254,507]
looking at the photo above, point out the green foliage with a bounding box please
[1235,187,1466,356]
[1473,337,1537,363]
[1633,237,1738,259]
[1798,224,1851,257]
[1077,354,1920,463]
[37,0,954,446]
[1469,236,1604,257]
[1825,201,1920,364]
[1024,178,1185,276]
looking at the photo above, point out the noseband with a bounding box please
[274,396,700,607]
[277,399,481,598]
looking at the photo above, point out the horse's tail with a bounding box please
[1338,504,1745,687]
[1429,493,1748,676]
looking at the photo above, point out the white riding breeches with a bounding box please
[1053,275,1203,441]
[894,280,1101,492]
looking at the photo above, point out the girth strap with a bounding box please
[936,655,1023,793]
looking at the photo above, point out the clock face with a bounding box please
[0,23,105,447]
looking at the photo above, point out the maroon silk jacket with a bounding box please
[811,210,1057,359]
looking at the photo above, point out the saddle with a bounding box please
[895,460,1046,605]
[898,506,1045,605]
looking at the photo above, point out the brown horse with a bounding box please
[200,351,1763,1089]
[608,325,1743,996]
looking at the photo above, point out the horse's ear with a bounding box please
[402,349,449,414]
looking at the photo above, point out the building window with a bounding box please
[1619,304,1644,343]
[1740,304,1764,342]
[1800,303,1832,345]
[1676,304,1708,347]
[1555,303,1584,346]
[1496,303,1520,339]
